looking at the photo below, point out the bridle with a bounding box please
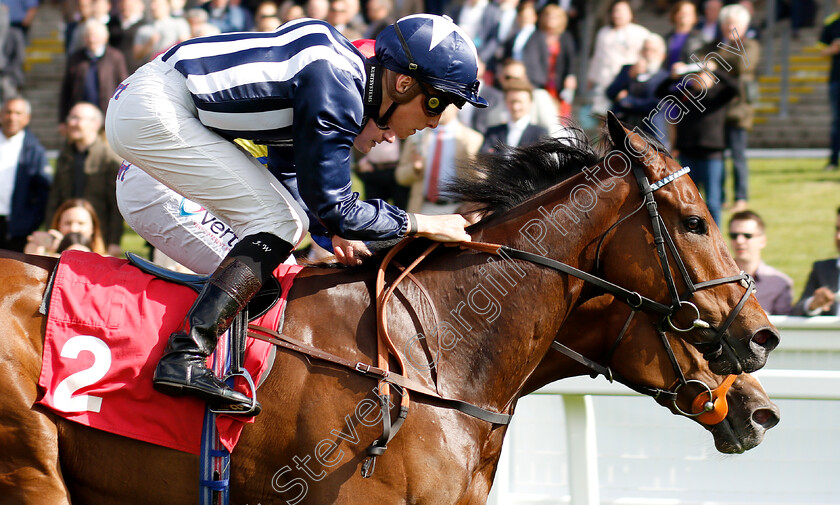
[462,161,755,423]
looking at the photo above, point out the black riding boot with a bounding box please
[153,233,294,415]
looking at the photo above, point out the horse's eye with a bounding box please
[684,216,707,234]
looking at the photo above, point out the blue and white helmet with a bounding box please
[374,14,488,108]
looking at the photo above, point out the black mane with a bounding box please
[444,126,599,217]
[445,122,671,218]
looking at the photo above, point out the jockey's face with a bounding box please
[353,119,396,153]
[384,92,442,140]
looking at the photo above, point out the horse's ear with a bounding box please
[606,111,628,148]
[606,111,656,165]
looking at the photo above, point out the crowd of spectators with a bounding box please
[0,0,837,317]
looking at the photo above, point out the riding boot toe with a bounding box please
[153,354,261,416]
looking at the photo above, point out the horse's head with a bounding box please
[597,113,779,374]
[525,294,779,454]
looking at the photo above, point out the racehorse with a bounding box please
[0,115,780,504]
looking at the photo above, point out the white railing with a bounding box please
[487,316,840,505]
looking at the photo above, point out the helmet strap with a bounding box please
[375,102,400,129]
[362,62,384,128]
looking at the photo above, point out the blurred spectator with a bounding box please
[502,0,537,62]
[664,1,705,68]
[64,0,93,52]
[717,3,760,213]
[697,0,723,43]
[343,0,365,31]
[606,33,670,144]
[448,0,500,65]
[47,103,124,256]
[107,0,148,73]
[735,0,760,39]
[480,77,548,153]
[253,1,281,32]
[25,198,107,256]
[133,0,190,64]
[0,4,25,101]
[497,57,560,135]
[656,61,737,225]
[202,0,254,33]
[60,19,128,122]
[67,0,111,54]
[396,105,483,215]
[305,0,329,20]
[728,210,792,315]
[521,4,576,117]
[792,207,840,316]
[390,0,423,19]
[0,97,50,252]
[459,56,505,135]
[170,0,185,17]
[185,8,221,38]
[362,0,393,39]
[278,0,305,23]
[57,231,93,253]
[783,0,816,39]
[555,0,584,44]
[820,0,840,172]
[326,0,363,40]
[587,0,649,115]
[1,0,37,37]
[355,139,409,210]
[493,0,520,58]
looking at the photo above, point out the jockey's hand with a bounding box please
[413,213,471,242]
[331,236,371,266]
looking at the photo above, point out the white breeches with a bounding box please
[105,58,308,274]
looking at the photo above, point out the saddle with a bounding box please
[126,252,281,416]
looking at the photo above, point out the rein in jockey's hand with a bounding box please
[413,214,472,243]
[332,236,372,266]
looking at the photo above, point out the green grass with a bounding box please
[720,157,840,298]
[119,158,837,298]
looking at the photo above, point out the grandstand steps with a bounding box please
[22,3,65,151]
[750,30,832,148]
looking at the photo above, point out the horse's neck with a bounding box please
[430,175,635,411]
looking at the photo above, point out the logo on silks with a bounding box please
[178,198,205,217]
[117,160,132,182]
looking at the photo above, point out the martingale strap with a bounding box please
[246,325,512,425]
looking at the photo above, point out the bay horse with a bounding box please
[0,115,780,504]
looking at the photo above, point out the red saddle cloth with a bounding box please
[37,250,301,454]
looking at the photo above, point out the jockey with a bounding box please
[104,14,487,415]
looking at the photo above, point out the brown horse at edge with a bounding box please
[0,115,779,504]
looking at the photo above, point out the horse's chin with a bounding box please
[707,355,743,376]
[708,419,750,454]
[707,403,780,454]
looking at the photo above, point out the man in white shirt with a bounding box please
[0,97,50,251]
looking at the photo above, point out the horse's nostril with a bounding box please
[751,329,779,352]
[752,407,780,429]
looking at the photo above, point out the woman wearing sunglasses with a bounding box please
[105,14,487,415]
